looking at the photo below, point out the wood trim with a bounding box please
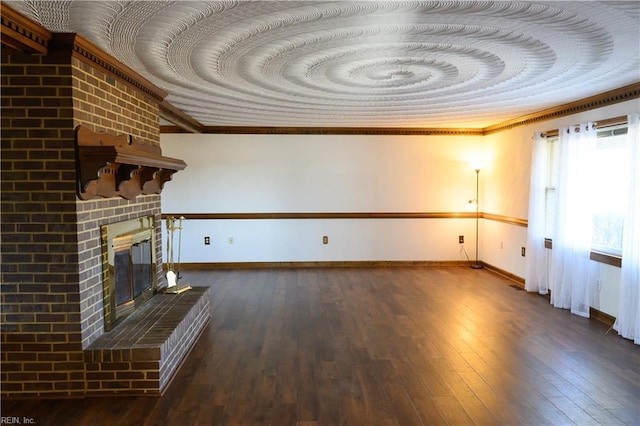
[481,213,528,227]
[161,212,480,220]
[48,33,167,103]
[1,7,167,103]
[589,251,622,268]
[483,263,525,286]
[520,284,615,328]
[159,84,639,135]
[589,307,616,328]
[195,127,485,136]
[484,83,640,135]
[160,125,189,134]
[483,267,616,329]
[543,240,621,268]
[162,211,529,226]
[0,4,51,54]
[175,260,471,270]
[75,125,186,200]
[159,101,205,134]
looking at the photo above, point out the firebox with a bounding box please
[102,216,157,331]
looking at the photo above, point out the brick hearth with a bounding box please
[84,287,211,395]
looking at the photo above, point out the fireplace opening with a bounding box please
[102,216,157,331]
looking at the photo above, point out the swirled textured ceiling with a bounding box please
[8,1,640,128]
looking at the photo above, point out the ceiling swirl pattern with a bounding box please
[9,1,640,128]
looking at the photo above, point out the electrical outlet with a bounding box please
[204,236,210,245]
[323,236,328,244]
[500,241,504,249]
[459,235,464,244]
[521,246,526,257]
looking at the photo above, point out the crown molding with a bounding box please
[1,5,167,103]
[160,125,190,134]
[48,33,167,103]
[159,101,205,134]
[159,82,639,135]
[196,127,485,136]
[0,3,51,54]
[484,82,640,134]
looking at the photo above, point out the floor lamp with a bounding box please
[471,167,483,269]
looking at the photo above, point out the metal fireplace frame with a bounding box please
[101,216,157,331]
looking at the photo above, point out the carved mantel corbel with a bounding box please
[75,125,186,200]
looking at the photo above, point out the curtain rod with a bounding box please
[543,115,627,138]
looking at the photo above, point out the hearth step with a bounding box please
[84,286,211,396]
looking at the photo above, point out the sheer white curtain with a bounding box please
[550,123,596,317]
[616,112,640,344]
[525,132,549,294]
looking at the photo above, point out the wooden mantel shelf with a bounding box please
[75,125,186,200]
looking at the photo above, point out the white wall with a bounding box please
[482,219,528,277]
[163,217,477,263]
[160,133,486,263]
[160,99,637,316]
[161,134,486,212]
[593,263,622,317]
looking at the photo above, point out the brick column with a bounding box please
[1,51,85,396]
[1,42,164,398]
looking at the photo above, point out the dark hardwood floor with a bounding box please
[3,267,639,425]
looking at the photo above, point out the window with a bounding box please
[591,126,628,255]
[544,135,559,241]
[545,124,629,257]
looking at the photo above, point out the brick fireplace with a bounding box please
[1,10,210,398]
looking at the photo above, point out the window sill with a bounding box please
[589,251,622,268]
[543,239,622,268]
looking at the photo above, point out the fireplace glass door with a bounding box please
[114,239,152,307]
[132,240,153,298]
[114,249,132,306]
[102,217,156,331]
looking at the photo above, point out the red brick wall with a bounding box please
[1,48,163,397]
